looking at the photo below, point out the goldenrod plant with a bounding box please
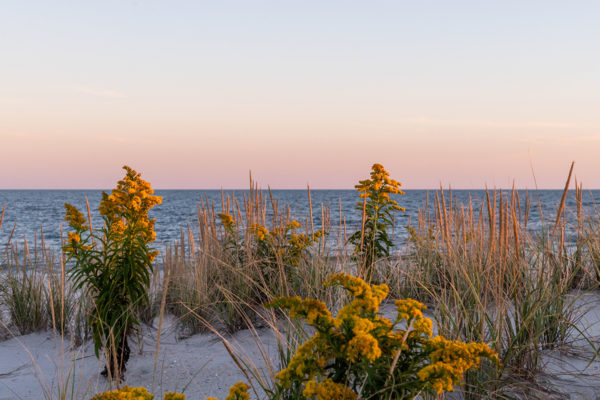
[349,164,404,281]
[217,213,323,297]
[91,386,185,400]
[92,384,246,400]
[218,214,323,269]
[207,382,251,400]
[251,220,324,269]
[267,273,498,400]
[63,166,162,380]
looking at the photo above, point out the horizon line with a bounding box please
[0,187,596,191]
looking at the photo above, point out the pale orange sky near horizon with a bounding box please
[1,1,599,189]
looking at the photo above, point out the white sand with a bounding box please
[0,315,278,400]
[1,298,600,399]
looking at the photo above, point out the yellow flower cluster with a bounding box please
[270,273,498,399]
[326,273,389,318]
[303,379,358,400]
[251,224,269,241]
[90,386,154,400]
[287,220,302,230]
[63,205,88,254]
[344,328,381,363]
[164,394,186,400]
[287,233,311,249]
[269,297,334,328]
[98,165,162,246]
[91,387,185,400]
[110,219,127,235]
[218,213,236,229]
[64,203,88,230]
[217,219,322,267]
[275,335,330,384]
[355,163,405,211]
[207,382,250,400]
[395,299,433,337]
[67,232,81,243]
[418,336,501,394]
[395,298,425,320]
[271,273,390,392]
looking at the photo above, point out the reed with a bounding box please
[159,178,344,338]
[399,169,595,397]
[1,232,54,335]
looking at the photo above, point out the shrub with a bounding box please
[215,214,324,320]
[0,271,47,334]
[63,166,162,379]
[267,273,499,399]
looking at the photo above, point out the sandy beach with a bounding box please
[2,295,600,400]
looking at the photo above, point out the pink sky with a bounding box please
[1,2,599,189]
[2,118,596,189]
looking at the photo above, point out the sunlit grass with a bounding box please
[0,163,599,399]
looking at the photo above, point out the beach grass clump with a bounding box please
[400,182,589,397]
[162,239,216,336]
[220,214,325,305]
[163,180,339,335]
[0,226,83,339]
[0,230,47,335]
[0,268,47,334]
[63,165,162,380]
[578,181,600,287]
[45,258,79,337]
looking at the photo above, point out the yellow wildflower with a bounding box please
[64,166,163,381]
[302,379,357,400]
[110,219,127,235]
[67,232,80,243]
[286,220,302,230]
[413,317,433,338]
[417,362,456,394]
[313,229,325,240]
[269,297,335,328]
[327,273,389,322]
[418,336,499,394]
[395,298,427,322]
[351,317,374,335]
[270,273,497,399]
[64,203,87,230]
[251,224,268,241]
[164,394,185,400]
[149,249,159,263]
[98,166,162,245]
[344,332,382,362]
[224,382,250,400]
[90,386,154,400]
[218,213,235,228]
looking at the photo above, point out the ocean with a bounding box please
[0,189,598,255]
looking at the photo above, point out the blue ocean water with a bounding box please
[0,189,598,255]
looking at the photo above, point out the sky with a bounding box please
[1,1,599,189]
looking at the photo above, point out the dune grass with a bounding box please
[0,165,599,398]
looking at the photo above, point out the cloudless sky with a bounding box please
[1,1,599,189]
